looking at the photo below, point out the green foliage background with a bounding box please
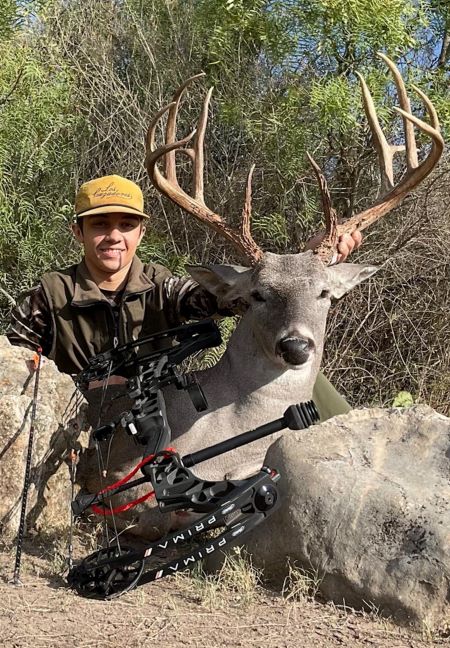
[0,0,449,412]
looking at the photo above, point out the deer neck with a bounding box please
[213,315,321,403]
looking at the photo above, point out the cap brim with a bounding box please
[76,205,150,218]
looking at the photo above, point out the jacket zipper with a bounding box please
[104,302,119,349]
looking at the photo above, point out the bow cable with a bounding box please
[93,358,118,549]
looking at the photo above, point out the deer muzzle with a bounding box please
[276,336,314,366]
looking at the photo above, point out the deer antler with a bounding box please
[310,53,444,264]
[145,75,263,265]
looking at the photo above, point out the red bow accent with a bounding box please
[91,448,175,516]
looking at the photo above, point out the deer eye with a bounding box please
[250,290,266,302]
[319,289,331,299]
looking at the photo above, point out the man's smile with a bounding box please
[98,247,125,258]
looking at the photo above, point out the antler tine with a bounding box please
[377,52,418,171]
[193,87,213,204]
[146,101,196,193]
[145,76,263,265]
[306,153,339,263]
[147,101,192,155]
[411,84,440,130]
[241,164,256,240]
[312,54,444,265]
[356,71,404,193]
[165,73,206,185]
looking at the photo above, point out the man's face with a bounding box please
[72,213,145,275]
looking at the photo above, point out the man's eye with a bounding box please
[319,289,331,299]
[251,290,266,302]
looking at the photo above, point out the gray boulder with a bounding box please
[0,336,89,539]
[246,405,450,628]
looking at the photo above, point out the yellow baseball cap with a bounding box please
[75,175,149,219]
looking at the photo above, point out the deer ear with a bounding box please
[327,263,379,299]
[186,264,252,303]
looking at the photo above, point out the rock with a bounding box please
[245,405,450,629]
[0,336,89,539]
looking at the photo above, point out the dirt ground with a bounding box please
[0,534,448,648]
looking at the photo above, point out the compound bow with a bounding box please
[67,320,319,599]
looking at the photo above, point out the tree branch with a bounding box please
[0,286,16,306]
[437,26,449,68]
[0,68,24,108]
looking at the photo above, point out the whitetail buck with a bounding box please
[81,54,443,538]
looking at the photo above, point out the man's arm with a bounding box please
[162,275,232,324]
[6,285,53,355]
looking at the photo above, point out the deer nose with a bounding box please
[276,336,314,365]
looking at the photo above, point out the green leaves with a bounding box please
[310,76,359,134]
[0,36,82,305]
[270,0,425,65]
[0,0,17,36]
[392,391,415,407]
[253,212,289,247]
[195,0,290,68]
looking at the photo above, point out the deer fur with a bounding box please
[79,251,377,538]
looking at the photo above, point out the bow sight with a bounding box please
[68,319,319,599]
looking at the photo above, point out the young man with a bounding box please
[7,174,361,416]
[7,175,226,376]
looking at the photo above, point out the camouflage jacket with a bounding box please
[6,256,226,375]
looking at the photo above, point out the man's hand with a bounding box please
[305,230,363,263]
[336,231,362,262]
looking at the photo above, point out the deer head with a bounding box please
[145,56,444,371]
